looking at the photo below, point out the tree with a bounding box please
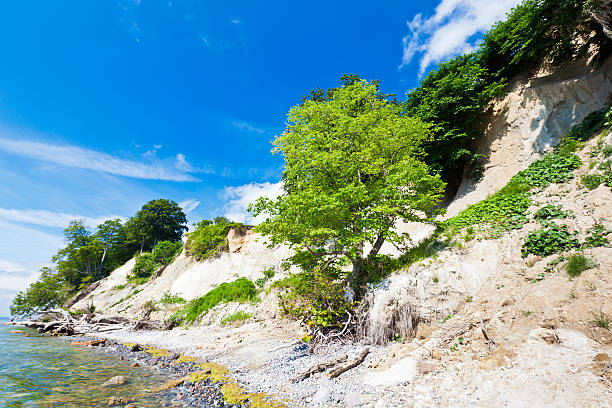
[10,267,72,317]
[404,54,504,186]
[250,79,446,301]
[126,199,187,252]
[94,219,131,277]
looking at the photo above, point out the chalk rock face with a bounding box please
[447,57,612,218]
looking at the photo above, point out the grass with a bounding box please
[114,283,127,290]
[221,311,252,325]
[564,254,596,277]
[159,291,187,306]
[171,277,257,324]
[591,311,610,330]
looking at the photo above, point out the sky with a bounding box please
[0,0,521,316]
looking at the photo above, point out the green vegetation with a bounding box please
[565,254,596,277]
[159,291,187,306]
[255,267,275,288]
[221,311,252,325]
[533,204,572,225]
[128,240,183,281]
[583,223,610,248]
[10,199,187,317]
[185,218,245,261]
[591,311,610,330]
[171,278,257,324]
[251,78,446,304]
[581,174,604,189]
[521,224,580,257]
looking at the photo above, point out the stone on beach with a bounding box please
[103,375,128,387]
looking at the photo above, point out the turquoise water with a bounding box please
[0,320,170,407]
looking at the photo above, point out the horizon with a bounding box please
[0,0,521,316]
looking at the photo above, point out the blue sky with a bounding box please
[0,0,520,315]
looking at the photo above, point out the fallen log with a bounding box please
[327,348,369,379]
[291,354,348,382]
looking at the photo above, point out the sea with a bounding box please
[0,317,169,407]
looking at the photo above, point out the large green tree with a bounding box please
[250,79,446,301]
[126,199,187,252]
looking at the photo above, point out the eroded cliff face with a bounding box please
[71,229,294,319]
[446,57,612,219]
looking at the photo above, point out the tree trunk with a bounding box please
[344,259,363,303]
[98,246,108,277]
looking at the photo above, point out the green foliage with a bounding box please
[185,219,245,261]
[130,253,159,280]
[152,240,183,264]
[255,267,276,288]
[221,311,252,325]
[581,174,604,190]
[512,152,581,188]
[251,78,446,300]
[274,270,356,340]
[533,204,572,225]
[405,54,505,179]
[479,0,603,82]
[126,198,187,253]
[159,291,187,306]
[591,311,610,330]
[583,223,610,248]
[565,254,596,277]
[521,224,580,257]
[171,278,257,324]
[444,181,531,237]
[10,267,73,317]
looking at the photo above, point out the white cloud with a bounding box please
[0,131,209,182]
[230,17,242,25]
[232,120,268,135]
[400,0,521,75]
[179,199,200,214]
[220,182,283,224]
[0,208,123,229]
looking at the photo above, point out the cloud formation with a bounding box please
[0,208,123,229]
[179,199,200,214]
[220,182,283,224]
[0,132,208,182]
[400,0,520,75]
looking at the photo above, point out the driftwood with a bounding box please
[17,310,132,336]
[327,348,369,379]
[291,354,348,383]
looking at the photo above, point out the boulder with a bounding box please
[108,396,131,405]
[102,376,128,387]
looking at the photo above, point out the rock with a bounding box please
[169,353,180,361]
[9,329,23,334]
[594,353,610,363]
[108,396,131,406]
[103,376,128,387]
[344,391,363,406]
[22,333,31,337]
[415,324,434,340]
[431,349,443,360]
[418,362,437,375]
[533,328,560,344]
[540,317,558,329]
[130,362,140,367]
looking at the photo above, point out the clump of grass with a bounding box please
[565,254,596,277]
[221,311,252,325]
[114,283,127,290]
[522,310,533,317]
[591,311,610,330]
[432,275,439,283]
[171,278,257,324]
[159,291,187,306]
[581,174,603,190]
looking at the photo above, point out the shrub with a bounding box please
[512,151,581,188]
[185,219,246,261]
[565,254,596,277]
[130,252,159,279]
[171,278,257,324]
[255,267,276,288]
[221,311,252,325]
[152,240,183,264]
[159,291,187,306]
[521,224,580,257]
[591,311,610,330]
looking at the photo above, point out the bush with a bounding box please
[521,224,580,257]
[171,278,257,324]
[159,291,187,306]
[581,174,603,190]
[152,240,182,264]
[565,254,596,277]
[185,219,246,261]
[131,253,159,279]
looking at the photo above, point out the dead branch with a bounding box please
[291,354,348,382]
[327,347,369,379]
